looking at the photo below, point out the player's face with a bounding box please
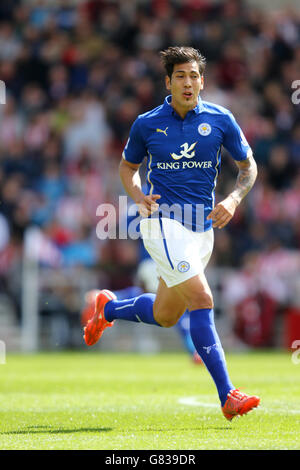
[166,61,204,117]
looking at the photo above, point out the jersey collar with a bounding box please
[163,95,204,116]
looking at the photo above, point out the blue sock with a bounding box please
[104,293,161,326]
[176,311,196,356]
[189,308,234,406]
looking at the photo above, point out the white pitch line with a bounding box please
[178,396,300,414]
[178,396,218,408]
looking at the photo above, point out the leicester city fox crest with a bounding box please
[177,261,190,273]
[198,123,211,136]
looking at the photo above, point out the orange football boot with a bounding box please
[222,388,260,421]
[192,351,203,365]
[80,290,100,327]
[83,289,116,346]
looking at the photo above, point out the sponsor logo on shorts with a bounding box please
[177,261,190,273]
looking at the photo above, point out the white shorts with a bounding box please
[136,258,160,293]
[139,217,214,288]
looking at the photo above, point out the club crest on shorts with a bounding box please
[198,123,211,136]
[177,261,190,273]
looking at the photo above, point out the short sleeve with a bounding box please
[122,117,147,164]
[223,112,251,161]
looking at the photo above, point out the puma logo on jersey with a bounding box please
[171,142,197,160]
[156,127,168,136]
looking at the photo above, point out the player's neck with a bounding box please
[170,98,197,119]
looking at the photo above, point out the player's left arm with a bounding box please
[207,150,257,229]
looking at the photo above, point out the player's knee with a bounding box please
[187,291,214,311]
[157,316,178,328]
[154,310,180,328]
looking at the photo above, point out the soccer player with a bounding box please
[84,46,260,420]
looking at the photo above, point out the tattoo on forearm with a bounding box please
[231,155,257,204]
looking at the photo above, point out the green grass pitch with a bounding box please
[0,351,299,450]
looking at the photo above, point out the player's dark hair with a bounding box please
[160,46,206,79]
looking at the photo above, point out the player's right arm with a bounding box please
[119,157,160,217]
[120,117,160,217]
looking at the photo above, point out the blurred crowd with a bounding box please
[0,0,299,347]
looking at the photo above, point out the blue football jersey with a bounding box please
[122,95,251,231]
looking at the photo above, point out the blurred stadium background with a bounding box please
[0,0,299,355]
